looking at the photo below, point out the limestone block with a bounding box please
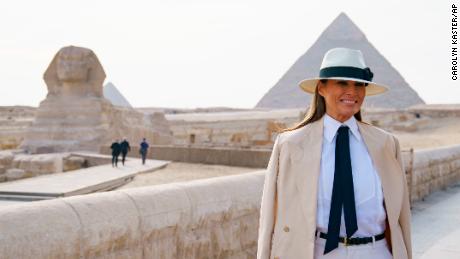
[0,139,21,150]
[409,143,460,202]
[174,174,262,258]
[0,150,14,169]
[64,191,142,258]
[0,199,81,258]
[0,106,35,150]
[12,153,64,177]
[63,156,86,171]
[452,160,460,169]
[120,184,192,258]
[5,168,30,181]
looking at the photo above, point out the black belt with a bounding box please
[315,231,385,246]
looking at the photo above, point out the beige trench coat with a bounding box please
[257,116,412,259]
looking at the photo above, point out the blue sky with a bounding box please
[0,0,456,108]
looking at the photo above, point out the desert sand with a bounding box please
[118,162,258,189]
[395,117,460,150]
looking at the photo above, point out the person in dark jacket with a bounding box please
[120,138,131,166]
[139,138,149,165]
[110,140,121,167]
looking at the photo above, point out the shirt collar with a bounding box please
[323,113,362,143]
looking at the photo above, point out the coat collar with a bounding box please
[291,116,400,229]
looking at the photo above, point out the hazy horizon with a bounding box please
[0,0,457,109]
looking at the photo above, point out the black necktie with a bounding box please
[324,126,358,254]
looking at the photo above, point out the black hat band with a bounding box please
[319,66,374,81]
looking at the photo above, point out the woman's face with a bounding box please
[318,79,366,122]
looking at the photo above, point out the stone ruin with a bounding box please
[20,45,172,154]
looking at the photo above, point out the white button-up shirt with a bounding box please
[316,114,386,237]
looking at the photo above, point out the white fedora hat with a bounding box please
[299,47,388,96]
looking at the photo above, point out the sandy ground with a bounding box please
[394,117,460,150]
[118,162,258,189]
[118,117,460,189]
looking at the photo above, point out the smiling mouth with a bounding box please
[340,99,358,104]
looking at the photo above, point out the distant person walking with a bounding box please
[110,140,121,167]
[139,138,149,165]
[120,138,131,166]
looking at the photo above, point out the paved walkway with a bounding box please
[412,183,460,258]
[0,157,169,202]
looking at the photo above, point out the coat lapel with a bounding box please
[357,122,399,225]
[293,117,324,226]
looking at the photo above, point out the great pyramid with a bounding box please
[103,82,133,108]
[255,13,424,109]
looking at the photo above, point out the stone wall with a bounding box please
[408,104,460,118]
[166,109,304,148]
[362,108,429,132]
[100,145,272,168]
[409,145,460,201]
[165,107,443,148]
[0,172,264,259]
[109,107,173,146]
[0,106,35,150]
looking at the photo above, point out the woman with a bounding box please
[257,48,411,259]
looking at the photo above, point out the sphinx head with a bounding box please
[56,47,91,82]
[44,45,106,97]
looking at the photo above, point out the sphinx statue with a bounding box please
[20,46,113,153]
[21,45,173,154]
[44,46,105,98]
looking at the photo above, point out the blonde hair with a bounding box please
[281,79,363,132]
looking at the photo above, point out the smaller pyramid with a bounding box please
[103,82,132,108]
